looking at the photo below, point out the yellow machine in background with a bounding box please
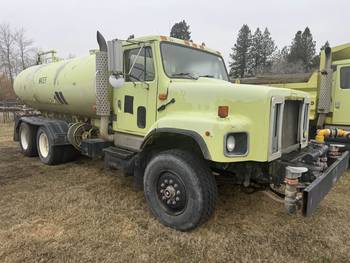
[238,43,350,144]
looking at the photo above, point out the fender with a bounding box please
[14,115,70,146]
[141,128,211,160]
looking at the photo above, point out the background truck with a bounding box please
[12,32,349,231]
[238,44,350,145]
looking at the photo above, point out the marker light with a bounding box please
[218,106,229,118]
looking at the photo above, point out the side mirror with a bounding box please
[107,39,123,73]
[109,74,125,89]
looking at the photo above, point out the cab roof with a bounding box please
[123,35,222,57]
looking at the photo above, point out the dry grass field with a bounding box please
[1,122,350,262]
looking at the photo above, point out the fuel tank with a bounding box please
[14,54,98,117]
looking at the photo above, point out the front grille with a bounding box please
[281,100,302,153]
[269,97,309,161]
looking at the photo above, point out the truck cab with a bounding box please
[331,56,350,125]
[106,35,311,163]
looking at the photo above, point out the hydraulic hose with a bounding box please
[315,128,350,143]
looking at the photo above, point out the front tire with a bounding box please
[19,122,38,157]
[36,127,64,165]
[144,149,217,231]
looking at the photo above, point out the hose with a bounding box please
[315,128,350,143]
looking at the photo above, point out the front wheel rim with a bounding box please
[156,171,187,215]
[38,132,49,158]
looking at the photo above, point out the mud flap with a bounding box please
[302,151,349,216]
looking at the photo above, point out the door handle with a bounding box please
[335,101,340,109]
[157,98,176,112]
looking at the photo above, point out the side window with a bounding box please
[340,66,350,89]
[124,47,155,82]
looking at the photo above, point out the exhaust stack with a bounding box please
[317,46,333,128]
[96,31,113,141]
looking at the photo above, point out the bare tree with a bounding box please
[0,23,15,84]
[14,27,34,71]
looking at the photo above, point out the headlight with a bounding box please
[224,133,248,156]
[226,135,236,152]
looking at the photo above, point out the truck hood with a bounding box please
[167,78,308,108]
[155,78,309,163]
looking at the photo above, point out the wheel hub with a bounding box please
[164,185,176,199]
[157,172,187,214]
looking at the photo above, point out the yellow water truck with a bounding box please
[13,32,349,231]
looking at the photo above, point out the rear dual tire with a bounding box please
[19,122,38,157]
[19,122,78,165]
[36,127,79,165]
[36,127,63,165]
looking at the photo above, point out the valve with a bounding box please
[284,166,308,215]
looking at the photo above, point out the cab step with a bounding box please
[103,146,137,174]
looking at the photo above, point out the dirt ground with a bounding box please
[1,122,350,263]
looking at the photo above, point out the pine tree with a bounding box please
[229,24,252,78]
[271,46,304,74]
[247,28,263,75]
[301,27,316,71]
[260,28,276,71]
[288,27,316,72]
[248,27,276,75]
[170,20,191,40]
[288,30,304,64]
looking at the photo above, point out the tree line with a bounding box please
[0,20,331,99]
[0,23,37,86]
[170,20,329,78]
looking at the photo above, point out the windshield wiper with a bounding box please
[199,75,214,78]
[171,72,198,80]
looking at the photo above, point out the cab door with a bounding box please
[332,65,350,125]
[112,44,158,136]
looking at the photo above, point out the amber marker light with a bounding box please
[218,106,229,118]
[158,93,168,101]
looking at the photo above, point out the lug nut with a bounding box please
[161,183,165,188]
[172,201,176,205]
[162,196,166,200]
[164,179,168,184]
[175,197,180,201]
[174,184,178,188]
[176,190,181,195]
[169,179,173,184]
[160,189,164,194]
[167,200,171,205]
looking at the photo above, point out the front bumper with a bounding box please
[302,151,349,216]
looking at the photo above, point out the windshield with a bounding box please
[160,42,229,81]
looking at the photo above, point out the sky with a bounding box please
[1,0,349,66]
